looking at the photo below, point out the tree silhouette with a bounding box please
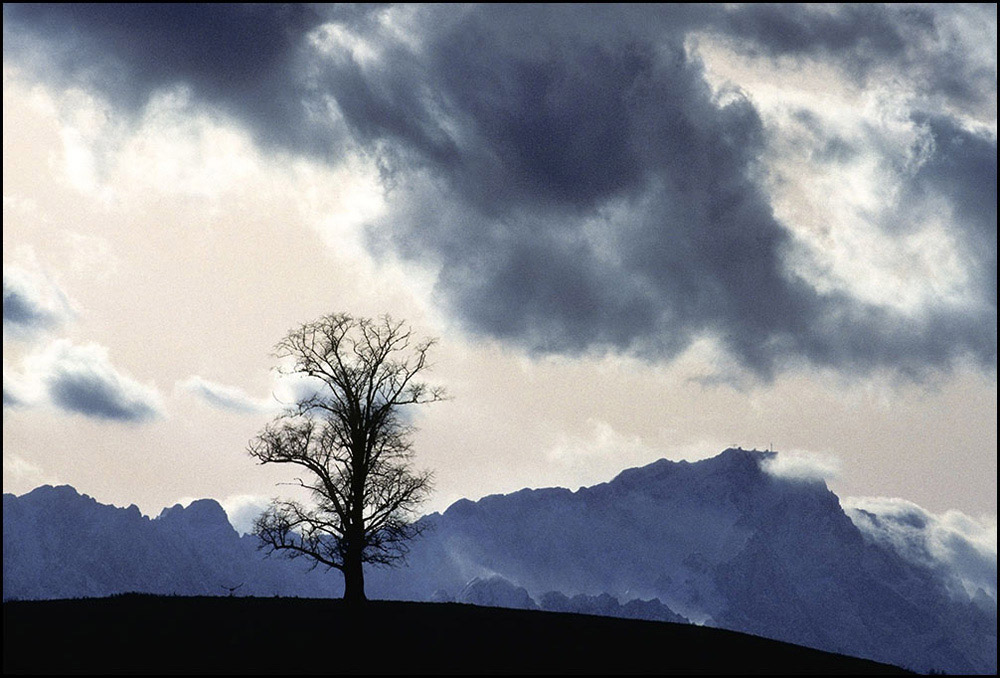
[248,313,445,603]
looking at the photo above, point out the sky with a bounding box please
[2,5,996,536]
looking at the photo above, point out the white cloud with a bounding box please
[178,369,340,416]
[762,449,842,483]
[116,86,261,199]
[546,419,655,465]
[844,496,997,603]
[178,375,274,415]
[3,368,40,408]
[219,494,270,536]
[8,339,163,422]
[270,368,334,410]
[2,453,58,487]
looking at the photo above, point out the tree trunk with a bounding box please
[345,440,368,604]
[343,543,367,604]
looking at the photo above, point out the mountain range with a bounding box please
[4,448,996,674]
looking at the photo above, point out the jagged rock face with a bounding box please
[372,449,820,613]
[3,449,996,674]
[366,449,995,674]
[2,486,340,601]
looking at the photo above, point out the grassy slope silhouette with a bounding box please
[3,595,910,674]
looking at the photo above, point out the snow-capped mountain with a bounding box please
[4,448,996,673]
[365,448,995,673]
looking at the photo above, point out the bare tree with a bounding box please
[248,313,445,603]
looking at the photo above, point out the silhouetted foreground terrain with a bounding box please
[3,595,909,675]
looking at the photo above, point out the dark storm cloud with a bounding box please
[720,4,917,58]
[336,6,996,375]
[719,4,996,115]
[3,3,345,155]
[4,5,996,376]
[309,6,822,374]
[912,116,998,310]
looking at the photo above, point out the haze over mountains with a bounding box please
[4,449,996,674]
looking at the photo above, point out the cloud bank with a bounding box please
[3,4,995,378]
[845,496,997,604]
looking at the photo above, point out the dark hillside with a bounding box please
[3,595,910,675]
